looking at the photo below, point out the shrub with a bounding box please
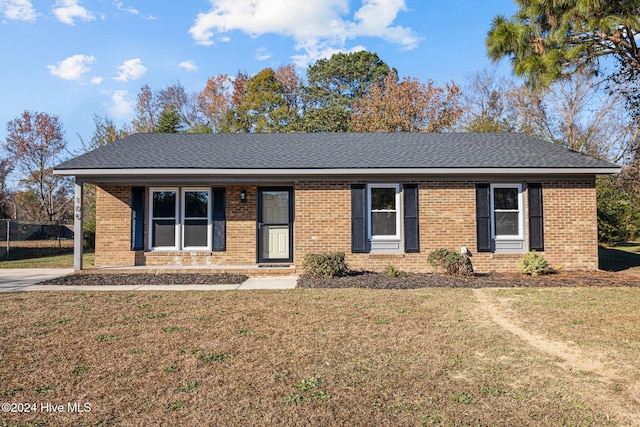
[427,248,473,277]
[518,251,549,276]
[386,264,400,277]
[302,252,348,278]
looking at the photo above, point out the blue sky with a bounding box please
[0,0,518,153]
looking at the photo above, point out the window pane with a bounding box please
[372,212,396,236]
[495,212,519,236]
[152,219,175,247]
[184,219,208,247]
[262,191,289,224]
[371,188,396,211]
[185,191,208,218]
[153,191,176,218]
[493,188,518,210]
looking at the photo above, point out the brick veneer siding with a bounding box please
[94,177,598,272]
[293,178,599,273]
[94,185,257,267]
[95,185,136,266]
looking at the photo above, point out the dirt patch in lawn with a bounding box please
[40,273,248,286]
[298,270,640,289]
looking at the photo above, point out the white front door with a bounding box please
[259,189,292,262]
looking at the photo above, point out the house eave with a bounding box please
[54,167,621,178]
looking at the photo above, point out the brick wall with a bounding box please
[94,185,257,267]
[293,178,598,273]
[95,185,136,266]
[94,177,599,272]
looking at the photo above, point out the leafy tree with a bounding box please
[221,68,297,133]
[230,71,250,108]
[3,110,70,222]
[350,71,462,132]
[486,1,640,88]
[300,51,392,131]
[274,64,304,114]
[155,107,183,133]
[198,74,233,132]
[597,175,640,244]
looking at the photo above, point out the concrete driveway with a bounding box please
[0,269,74,292]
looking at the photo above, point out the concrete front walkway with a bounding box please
[0,269,298,292]
[0,269,74,292]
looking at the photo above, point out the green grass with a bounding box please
[0,253,94,269]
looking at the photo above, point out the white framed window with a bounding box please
[367,184,401,251]
[490,184,524,240]
[150,188,179,250]
[182,188,211,250]
[148,187,212,251]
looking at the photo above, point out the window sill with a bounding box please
[145,250,214,257]
[370,239,401,253]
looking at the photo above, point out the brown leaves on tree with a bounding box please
[350,72,462,132]
[4,110,69,222]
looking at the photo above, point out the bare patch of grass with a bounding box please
[0,288,638,425]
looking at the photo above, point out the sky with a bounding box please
[0,0,519,154]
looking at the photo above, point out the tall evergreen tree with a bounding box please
[298,51,392,132]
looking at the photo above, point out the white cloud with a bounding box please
[188,0,420,66]
[104,90,134,120]
[47,54,95,81]
[90,76,103,85]
[255,47,271,61]
[291,45,365,68]
[178,60,198,72]
[53,0,95,25]
[2,0,37,21]
[114,58,147,81]
[113,1,156,20]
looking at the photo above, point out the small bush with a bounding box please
[302,252,348,278]
[427,248,474,277]
[518,251,549,276]
[386,264,400,277]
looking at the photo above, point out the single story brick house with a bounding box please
[54,132,619,273]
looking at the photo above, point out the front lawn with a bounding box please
[0,253,94,269]
[1,287,638,425]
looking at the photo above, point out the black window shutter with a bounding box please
[403,184,419,253]
[212,189,226,251]
[528,183,544,251]
[351,184,368,253]
[131,187,145,251]
[476,184,492,252]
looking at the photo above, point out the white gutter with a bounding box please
[54,167,621,176]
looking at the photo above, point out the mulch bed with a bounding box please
[297,270,640,289]
[36,270,640,288]
[40,273,249,286]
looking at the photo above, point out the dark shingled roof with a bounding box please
[55,132,618,171]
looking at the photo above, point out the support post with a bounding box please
[73,178,84,271]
